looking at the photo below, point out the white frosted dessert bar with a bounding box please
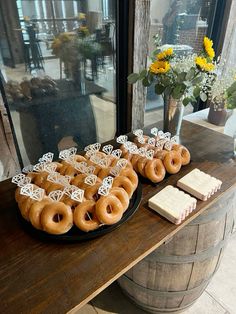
[148,185,197,224]
[177,168,222,201]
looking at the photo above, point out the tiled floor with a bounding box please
[75,231,236,314]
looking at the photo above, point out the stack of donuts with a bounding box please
[119,131,191,183]
[14,149,139,235]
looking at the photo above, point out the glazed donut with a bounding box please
[71,173,87,187]
[131,154,141,172]
[95,194,123,224]
[153,150,168,160]
[83,182,102,201]
[163,150,182,174]
[74,200,100,232]
[110,187,129,212]
[97,167,111,180]
[61,195,84,209]
[137,157,148,177]
[58,161,71,175]
[86,160,101,175]
[145,158,166,183]
[27,171,48,187]
[172,144,191,166]
[42,181,64,194]
[18,196,36,221]
[113,176,135,198]
[41,202,73,234]
[63,165,79,177]
[122,151,133,162]
[74,155,86,163]
[119,168,139,190]
[29,198,52,229]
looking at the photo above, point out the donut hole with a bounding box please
[107,205,113,214]
[93,193,99,202]
[85,213,92,221]
[53,214,63,222]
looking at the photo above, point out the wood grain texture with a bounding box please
[132,0,150,129]
[0,121,235,314]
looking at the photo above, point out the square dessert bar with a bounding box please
[148,185,197,224]
[177,168,222,201]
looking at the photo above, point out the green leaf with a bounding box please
[142,77,151,87]
[192,75,203,85]
[148,72,154,82]
[177,72,187,83]
[226,81,236,96]
[164,85,172,96]
[193,86,201,98]
[128,73,140,84]
[172,83,186,99]
[183,97,191,106]
[139,69,147,79]
[155,84,165,95]
[186,67,196,81]
[200,92,207,102]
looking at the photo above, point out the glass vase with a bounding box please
[163,95,184,137]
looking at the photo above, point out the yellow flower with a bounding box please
[78,13,86,20]
[157,48,173,60]
[203,36,215,59]
[150,60,171,74]
[195,56,215,72]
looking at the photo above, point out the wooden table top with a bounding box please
[0,121,236,314]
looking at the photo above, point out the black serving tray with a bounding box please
[17,182,142,242]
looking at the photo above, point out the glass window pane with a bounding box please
[0,0,116,166]
[145,0,217,126]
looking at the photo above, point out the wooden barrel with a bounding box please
[117,188,235,314]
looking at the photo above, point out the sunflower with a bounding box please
[195,56,215,72]
[203,36,215,59]
[157,48,173,61]
[149,60,171,74]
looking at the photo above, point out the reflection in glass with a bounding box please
[0,0,117,166]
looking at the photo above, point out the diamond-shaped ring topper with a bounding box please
[63,185,78,197]
[102,144,113,155]
[40,152,54,163]
[146,149,154,160]
[44,163,57,174]
[164,141,173,151]
[59,175,71,187]
[137,136,145,144]
[31,188,45,201]
[111,149,122,159]
[90,154,101,165]
[164,132,171,140]
[138,147,147,157]
[22,164,34,174]
[71,188,84,203]
[33,162,45,173]
[84,174,97,186]
[171,135,179,143]
[133,129,143,137]
[117,158,128,169]
[98,184,110,196]
[151,127,158,137]
[85,165,96,175]
[158,130,165,139]
[116,135,128,144]
[98,157,110,168]
[85,149,96,158]
[148,137,156,147]
[59,149,71,161]
[110,165,121,177]
[90,142,101,152]
[12,173,32,187]
[20,183,34,197]
[47,172,60,184]
[74,161,87,173]
[102,176,114,188]
[49,190,64,202]
[129,143,139,154]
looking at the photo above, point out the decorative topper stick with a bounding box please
[151,127,158,136]
[84,174,97,186]
[48,190,64,202]
[102,144,113,155]
[111,149,122,159]
[71,189,84,203]
[133,129,143,137]
[148,137,156,146]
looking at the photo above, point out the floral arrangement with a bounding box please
[128,36,216,106]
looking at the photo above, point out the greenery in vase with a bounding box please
[128,36,216,106]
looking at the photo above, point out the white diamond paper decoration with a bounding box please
[12,174,26,185]
[102,144,113,155]
[49,190,64,202]
[117,158,128,168]
[84,174,97,186]
[64,185,78,196]
[151,127,158,136]
[164,141,173,151]
[138,147,147,157]
[116,135,128,144]
[22,165,34,173]
[133,129,143,137]
[71,189,84,203]
[102,176,113,188]
[137,136,145,144]
[110,166,121,177]
[31,188,45,201]
[111,149,122,159]
[98,185,110,196]
[20,183,34,197]
[148,137,156,146]
[146,149,154,160]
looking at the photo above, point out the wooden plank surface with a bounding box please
[0,121,236,314]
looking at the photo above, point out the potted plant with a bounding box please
[128,36,216,136]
